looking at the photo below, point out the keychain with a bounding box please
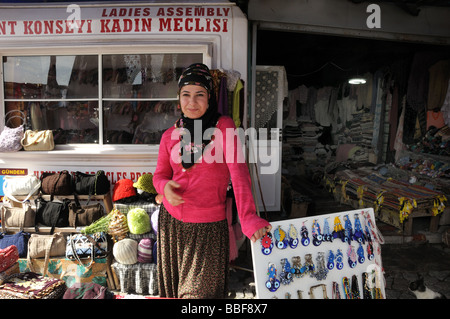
[357,242,365,264]
[314,252,328,281]
[302,253,315,276]
[336,248,344,270]
[332,216,345,242]
[353,214,366,244]
[274,225,289,249]
[347,245,357,268]
[327,250,335,270]
[265,262,280,292]
[312,219,323,246]
[261,232,274,255]
[367,241,374,261]
[300,221,310,246]
[343,214,353,244]
[280,258,294,285]
[288,224,299,249]
[322,217,333,242]
[291,256,303,278]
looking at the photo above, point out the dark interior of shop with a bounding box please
[256,29,450,89]
[255,29,450,220]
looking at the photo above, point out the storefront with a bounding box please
[0,1,248,191]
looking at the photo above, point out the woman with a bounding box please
[153,63,271,299]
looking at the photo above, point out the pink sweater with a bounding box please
[153,116,269,239]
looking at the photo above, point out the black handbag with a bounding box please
[73,170,110,198]
[35,197,70,233]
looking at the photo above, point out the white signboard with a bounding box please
[251,208,386,299]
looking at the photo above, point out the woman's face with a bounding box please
[179,85,209,119]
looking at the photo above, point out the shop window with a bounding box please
[2,53,202,145]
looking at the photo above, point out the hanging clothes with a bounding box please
[427,59,450,110]
[406,51,443,112]
[232,79,243,128]
[441,81,450,125]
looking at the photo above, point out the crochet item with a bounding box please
[133,174,157,194]
[108,209,129,242]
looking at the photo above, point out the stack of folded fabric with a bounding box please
[0,272,66,299]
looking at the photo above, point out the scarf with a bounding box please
[176,63,221,169]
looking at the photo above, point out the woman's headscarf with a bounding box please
[176,63,221,169]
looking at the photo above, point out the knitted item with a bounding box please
[133,174,157,194]
[127,208,151,235]
[137,238,154,263]
[113,238,138,265]
[113,179,137,202]
[108,209,129,242]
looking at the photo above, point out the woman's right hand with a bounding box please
[163,180,185,206]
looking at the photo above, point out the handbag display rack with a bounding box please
[1,171,117,290]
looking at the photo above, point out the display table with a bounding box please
[18,257,109,288]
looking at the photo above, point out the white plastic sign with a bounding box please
[251,208,386,299]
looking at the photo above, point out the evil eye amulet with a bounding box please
[312,236,322,246]
[301,237,310,246]
[261,232,274,255]
[266,278,280,292]
[289,237,299,249]
[348,258,357,268]
[277,239,289,249]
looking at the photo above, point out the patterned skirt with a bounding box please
[157,204,229,299]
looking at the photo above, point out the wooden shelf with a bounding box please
[5,226,81,234]
[9,192,113,213]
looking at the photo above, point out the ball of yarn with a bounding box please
[137,238,154,263]
[127,208,151,235]
[113,238,138,265]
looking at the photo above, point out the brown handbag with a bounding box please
[0,205,36,231]
[27,233,66,276]
[40,170,73,195]
[68,202,105,228]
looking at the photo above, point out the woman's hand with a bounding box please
[164,180,185,206]
[250,224,272,243]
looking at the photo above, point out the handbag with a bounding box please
[35,197,70,233]
[20,129,54,151]
[66,232,108,267]
[40,170,73,195]
[27,233,66,276]
[68,201,105,228]
[0,245,19,273]
[0,110,25,152]
[0,231,30,258]
[73,170,111,197]
[2,174,41,203]
[1,205,36,231]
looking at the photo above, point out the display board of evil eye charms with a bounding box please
[251,208,386,299]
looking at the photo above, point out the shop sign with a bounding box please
[0,5,231,37]
[31,169,152,186]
